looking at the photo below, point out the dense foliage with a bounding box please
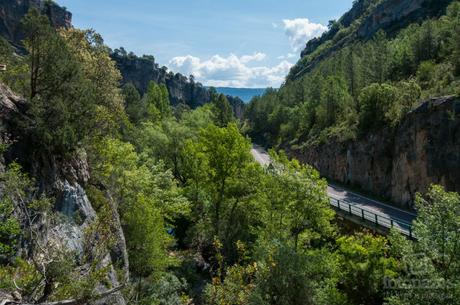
[0,5,459,305]
[19,9,124,154]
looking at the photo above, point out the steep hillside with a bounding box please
[0,82,127,305]
[246,0,460,206]
[111,50,209,108]
[1,1,460,304]
[290,0,453,80]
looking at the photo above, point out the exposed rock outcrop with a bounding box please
[111,51,245,116]
[292,96,460,209]
[111,52,210,108]
[0,83,126,305]
[0,0,72,48]
[0,82,25,128]
[51,180,126,305]
[302,0,452,58]
[357,0,452,39]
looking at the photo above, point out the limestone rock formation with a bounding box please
[357,0,452,39]
[0,82,127,305]
[0,82,25,129]
[0,0,72,48]
[292,96,460,209]
[111,52,210,108]
[111,51,245,116]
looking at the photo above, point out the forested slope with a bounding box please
[292,0,453,80]
[245,0,460,206]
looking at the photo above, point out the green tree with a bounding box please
[21,10,124,153]
[184,123,260,262]
[395,80,421,115]
[212,93,234,127]
[336,233,398,305]
[122,83,143,124]
[60,28,125,138]
[450,3,460,75]
[134,119,192,182]
[259,152,335,251]
[370,31,390,84]
[144,81,172,120]
[250,245,344,305]
[90,137,189,278]
[22,9,87,153]
[0,37,13,67]
[358,83,400,130]
[204,244,257,305]
[412,21,439,64]
[0,37,28,94]
[0,164,22,261]
[316,76,353,129]
[388,185,460,305]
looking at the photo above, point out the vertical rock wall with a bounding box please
[293,96,460,209]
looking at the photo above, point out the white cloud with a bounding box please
[282,18,327,52]
[240,52,266,63]
[277,53,297,60]
[169,53,293,88]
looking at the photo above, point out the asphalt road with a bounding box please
[251,144,271,166]
[251,145,417,233]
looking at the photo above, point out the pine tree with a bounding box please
[212,94,234,127]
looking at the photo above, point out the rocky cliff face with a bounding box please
[111,52,245,116]
[112,52,210,108]
[357,0,452,39]
[291,96,460,209]
[0,0,72,48]
[0,83,126,305]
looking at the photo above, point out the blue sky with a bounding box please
[56,0,353,88]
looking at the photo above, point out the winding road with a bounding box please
[250,145,417,237]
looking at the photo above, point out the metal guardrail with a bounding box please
[329,197,414,238]
[252,148,415,238]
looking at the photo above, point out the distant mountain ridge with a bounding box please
[214,87,267,103]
